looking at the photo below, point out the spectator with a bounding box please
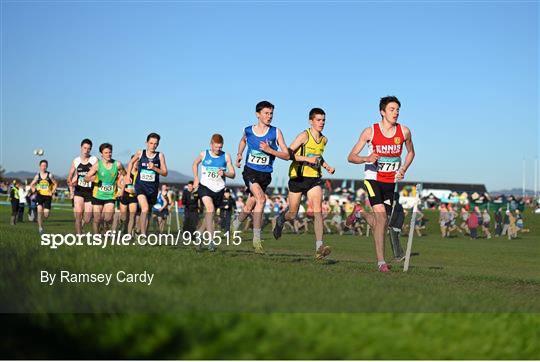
[494,207,503,236]
[414,206,425,237]
[28,186,38,222]
[459,207,470,235]
[507,210,518,239]
[439,204,449,237]
[515,209,530,234]
[467,209,479,239]
[481,209,492,239]
[220,188,235,233]
[501,210,510,237]
[9,180,20,225]
[182,181,199,237]
[17,184,28,222]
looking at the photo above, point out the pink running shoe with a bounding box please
[378,263,391,273]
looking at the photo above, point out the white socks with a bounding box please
[253,228,261,242]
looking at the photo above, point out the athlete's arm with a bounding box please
[84,163,99,183]
[223,153,236,179]
[160,193,169,212]
[235,133,247,168]
[116,162,126,196]
[125,150,142,184]
[260,128,289,160]
[288,131,318,164]
[29,174,39,188]
[192,152,204,189]
[151,153,168,177]
[396,126,415,181]
[347,127,379,164]
[67,160,76,188]
[319,138,336,174]
[117,161,127,177]
[320,160,335,175]
[50,174,58,194]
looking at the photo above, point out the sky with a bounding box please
[1,0,538,191]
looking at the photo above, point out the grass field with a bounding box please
[1,205,539,359]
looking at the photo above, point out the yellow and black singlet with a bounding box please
[36,172,53,196]
[289,129,327,179]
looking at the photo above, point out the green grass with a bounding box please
[0,206,539,358]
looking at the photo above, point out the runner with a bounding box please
[84,143,126,234]
[30,160,58,234]
[9,180,20,226]
[347,96,415,272]
[119,156,139,235]
[192,134,235,251]
[126,133,168,237]
[233,101,289,254]
[152,184,169,234]
[67,138,97,234]
[273,107,336,260]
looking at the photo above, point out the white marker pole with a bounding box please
[404,183,422,272]
[167,207,172,234]
[175,200,181,232]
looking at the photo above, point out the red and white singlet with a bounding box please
[364,123,405,183]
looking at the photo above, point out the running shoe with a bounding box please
[315,245,331,260]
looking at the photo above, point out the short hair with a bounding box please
[99,143,113,153]
[211,133,224,144]
[379,96,401,112]
[81,138,93,147]
[39,160,48,166]
[147,133,161,142]
[256,101,274,113]
[309,107,326,120]
[188,181,194,185]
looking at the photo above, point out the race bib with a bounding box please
[248,150,270,166]
[204,167,222,179]
[140,169,156,182]
[98,183,114,193]
[376,156,401,172]
[37,182,49,191]
[305,153,321,167]
[77,176,91,188]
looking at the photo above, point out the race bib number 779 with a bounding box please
[248,150,269,165]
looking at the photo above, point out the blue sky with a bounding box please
[1,1,538,191]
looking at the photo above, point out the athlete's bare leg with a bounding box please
[307,186,323,243]
[199,196,215,246]
[73,196,85,234]
[362,204,387,263]
[102,203,115,231]
[238,196,256,223]
[137,195,151,236]
[37,205,44,231]
[284,192,302,221]
[83,201,92,228]
[92,204,103,234]
[249,183,266,242]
